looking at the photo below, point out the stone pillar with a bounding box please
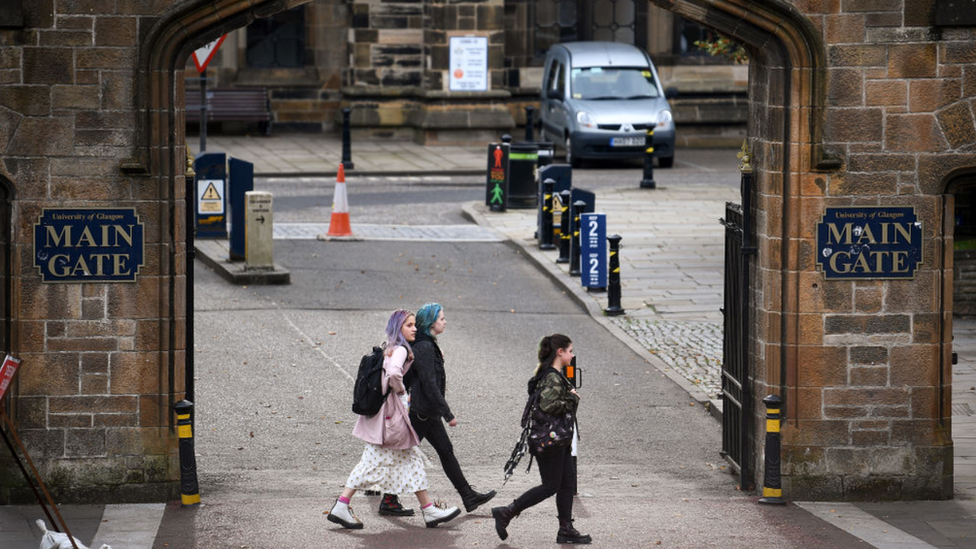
[748,1,970,501]
[0,0,181,503]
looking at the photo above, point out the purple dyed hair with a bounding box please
[384,309,415,353]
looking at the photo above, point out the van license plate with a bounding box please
[611,137,644,147]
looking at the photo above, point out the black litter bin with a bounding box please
[508,142,539,209]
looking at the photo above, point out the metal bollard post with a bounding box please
[525,106,535,142]
[640,123,657,189]
[605,234,624,315]
[556,190,572,263]
[758,395,786,505]
[174,400,201,506]
[569,199,586,276]
[540,179,556,250]
[341,107,354,170]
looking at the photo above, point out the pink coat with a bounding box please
[351,345,420,449]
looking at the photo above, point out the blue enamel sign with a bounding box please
[580,213,607,288]
[34,209,145,283]
[816,206,923,280]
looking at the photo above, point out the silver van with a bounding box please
[540,41,675,168]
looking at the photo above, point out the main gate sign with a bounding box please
[816,206,923,280]
[34,209,145,283]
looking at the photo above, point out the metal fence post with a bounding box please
[341,107,354,170]
[525,106,535,142]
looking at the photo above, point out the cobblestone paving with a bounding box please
[612,317,723,399]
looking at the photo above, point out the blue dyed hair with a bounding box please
[384,309,415,353]
[415,302,443,337]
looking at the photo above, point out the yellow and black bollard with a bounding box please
[758,394,786,505]
[569,199,587,276]
[174,400,201,506]
[556,190,572,263]
[605,234,624,315]
[640,124,657,189]
[540,179,557,250]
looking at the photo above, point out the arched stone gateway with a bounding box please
[0,0,973,503]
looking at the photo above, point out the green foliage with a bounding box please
[693,36,748,64]
[955,237,976,250]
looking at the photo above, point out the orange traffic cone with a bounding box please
[327,164,353,237]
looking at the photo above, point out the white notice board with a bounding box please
[449,36,488,92]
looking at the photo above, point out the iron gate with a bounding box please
[719,148,754,490]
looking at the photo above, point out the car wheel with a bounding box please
[566,136,581,168]
[658,155,674,168]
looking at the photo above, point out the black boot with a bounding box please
[461,488,497,513]
[490,501,518,541]
[378,493,415,516]
[557,517,592,544]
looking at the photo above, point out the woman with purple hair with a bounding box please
[327,309,461,530]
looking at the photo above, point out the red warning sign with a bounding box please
[192,35,227,73]
[0,355,20,400]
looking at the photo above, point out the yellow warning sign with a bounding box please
[202,182,221,200]
[197,179,225,215]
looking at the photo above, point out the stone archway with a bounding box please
[136,0,839,500]
[646,0,842,493]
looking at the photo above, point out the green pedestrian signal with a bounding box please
[491,183,504,204]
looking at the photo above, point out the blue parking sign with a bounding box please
[580,213,607,289]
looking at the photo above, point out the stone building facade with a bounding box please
[187,0,749,146]
[0,0,973,503]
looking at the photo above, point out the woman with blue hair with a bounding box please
[395,302,497,515]
[327,309,460,530]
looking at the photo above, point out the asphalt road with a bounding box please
[153,152,860,548]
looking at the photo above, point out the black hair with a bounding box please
[535,333,572,375]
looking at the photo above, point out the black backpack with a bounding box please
[352,346,390,416]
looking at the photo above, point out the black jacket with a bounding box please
[407,332,455,422]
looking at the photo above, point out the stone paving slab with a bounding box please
[191,135,487,176]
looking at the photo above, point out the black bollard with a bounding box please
[758,395,786,505]
[525,106,535,142]
[569,199,586,276]
[540,179,557,250]
[640,123,656,189]
[556,190,571,263]
[501,133,512,145]
[174,400,201,506]
[605,234,624,315]
[341,107,355,170]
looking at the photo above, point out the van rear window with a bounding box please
[570,67,659,100]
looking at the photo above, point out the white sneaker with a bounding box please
[423,502,461,528]
[327,499,364,529]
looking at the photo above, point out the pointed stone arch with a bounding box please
[649,0,841,491]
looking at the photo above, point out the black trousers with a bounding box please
[409,410,472,496]
[513,445,575,519]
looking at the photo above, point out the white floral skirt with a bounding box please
[345,442,428,494]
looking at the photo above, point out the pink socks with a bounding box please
[338,496,351,504]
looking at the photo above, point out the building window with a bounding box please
[246,6,305,68]
[535,0,580,61]
[527,0,644,64]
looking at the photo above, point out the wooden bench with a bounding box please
[185,87,272,136]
